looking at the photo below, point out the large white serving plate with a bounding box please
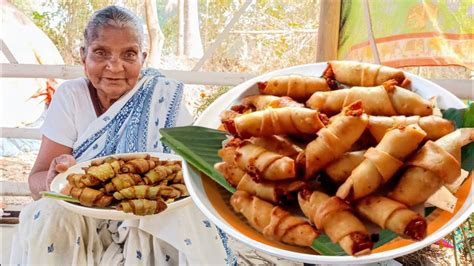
[50,152,191,220]
[183,62,472,264]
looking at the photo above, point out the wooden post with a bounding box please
[316,0,342,62]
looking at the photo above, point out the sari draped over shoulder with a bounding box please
[73,68,182,162]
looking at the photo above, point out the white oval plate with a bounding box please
[184,62,472,264]
[50,152,191,220]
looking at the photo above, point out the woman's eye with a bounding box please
[125,51,137,59]
[94,50,105,56]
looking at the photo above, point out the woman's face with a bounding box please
[81,25,147,100]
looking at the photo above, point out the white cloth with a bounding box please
[10,199,233,265]
[11,68,236,265]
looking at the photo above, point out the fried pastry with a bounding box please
[389,128,474,206]
[230,190,319,247]
[355,196,427,240]
[257,75,333,102]
[298,190,373,256]
[337,125,427,201]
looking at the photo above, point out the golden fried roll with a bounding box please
[159,185,183,199]
[389,128,474,206]
[104,173,144,193]
[337,125,427,201]
[215,162,304,204]
[324,150,366,184]
[306,80,432,116]
[168,170,184,184]
[118,199,167,216]
[225,140,296,181]
[250,135,303,159]
[121,158,158,174]
[67,173,101,188]
[224,107,327,138]
[257,75,331,102]
[113,185,163,200]
[301,101,368,179]
[70,187,114,207]
[325,61,409,87]
[60,183,74,195]
[230,190,319,247]
[143,164,181,185]
[298,190,373,256]
[169,184,189,197]
[368,115,455,142]
[355,196,427,240]
[85,159,122,182]
[241,95,304,110]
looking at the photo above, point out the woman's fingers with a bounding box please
[54,155,76,172]
[45,154,76,191]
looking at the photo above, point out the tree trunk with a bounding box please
[144,0,164,67]
[177,0,185,56]
[183,0,203,59]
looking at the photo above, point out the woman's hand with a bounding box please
[29,136,73,200]
[45,154,76,190]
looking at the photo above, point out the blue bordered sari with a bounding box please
[72,68,182,162]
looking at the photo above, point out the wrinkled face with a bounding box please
[81,25,146,100]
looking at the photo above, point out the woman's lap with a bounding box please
[10,199,179,265]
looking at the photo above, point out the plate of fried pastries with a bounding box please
[49,152,191,220]
[164,61,474,264]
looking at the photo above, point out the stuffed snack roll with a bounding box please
[143,164,182,185]
[301,101,368,179]
[298,190,373,256]
[118,199,167,216]
[324,150,365,184]
[230,190,319,247]
[85,158,122,182]
[70,187,114,207]
[67,173,101,188]
[337,124,426,201]
[223,107,327,138]
[250,135,303,159]
[306,80,432,116]
[368,115,455,142]
[215,162,304,204]
[113,185,164,200]
[324,61,409,87]
[241,95,303,110]
[355,196,427,240]
[257,75,333,102]
[389,128,474,206]
[121,158,158,174]
[218,139,296,181]
[104,173,144,193]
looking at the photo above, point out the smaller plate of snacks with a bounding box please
[48,152,191,220]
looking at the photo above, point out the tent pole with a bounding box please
[316,0,341,62]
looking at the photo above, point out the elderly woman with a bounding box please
[11,6,234,265]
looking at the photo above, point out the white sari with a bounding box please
[10,69,236,265]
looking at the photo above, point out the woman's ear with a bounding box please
[80,47,86,64]
[142,52,148,62]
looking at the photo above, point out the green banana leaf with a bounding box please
[159,108,473,256]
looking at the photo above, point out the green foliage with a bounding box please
[442,106,474,171]
[195,86,231,116]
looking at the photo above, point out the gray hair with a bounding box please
[83,5,145,51]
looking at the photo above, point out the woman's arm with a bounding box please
[29,136,75,200]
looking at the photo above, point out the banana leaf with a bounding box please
[159,108,472,255]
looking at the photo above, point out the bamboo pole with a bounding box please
[316,0,342,62]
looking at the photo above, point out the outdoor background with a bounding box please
[1,0,472,264]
